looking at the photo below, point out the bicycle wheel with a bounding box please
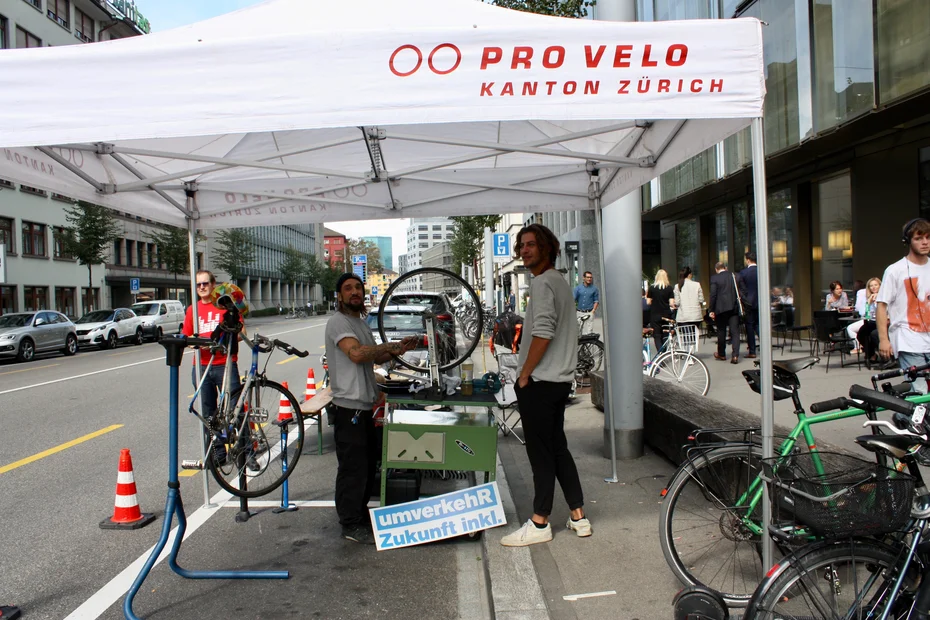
[649,351,710,396]
[205,378,305,498]
[377,267,482,373]
[746,539,902,619]
[576,338,605,379]
[659,444,767,606]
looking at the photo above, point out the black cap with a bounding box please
[336,272,363,295]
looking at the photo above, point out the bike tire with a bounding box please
[205,378,305,498]
[576,338,605,380]
[649,351,710,396]
[659,444,767,606]
[377,267,482,373]
[744,538,902,619]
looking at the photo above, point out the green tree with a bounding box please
[279,246,306,309]
[304,253,324,289]
[213,228,257,284]
[59,201,123,293]
[449,215,503,273]
[149,226,191,291]
[319,265,341,301]
[491,0,593,17]
[347,238,383,274]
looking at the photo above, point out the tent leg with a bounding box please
[186,191,214,509]
[750,117,774,570]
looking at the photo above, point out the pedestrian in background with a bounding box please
[572,271,599,335]
[709,262,740,364]
[501,223,590,547]
[738,251,759,359]
[673,266,704,328]
[647,269,676,354]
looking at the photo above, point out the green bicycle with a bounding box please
[658,357,930,606]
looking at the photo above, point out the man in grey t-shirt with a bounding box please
[325,273,417,545]
[501,224,591,548]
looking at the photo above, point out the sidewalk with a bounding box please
[486,339,886,619]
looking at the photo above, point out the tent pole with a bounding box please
[750,117,774,569]
[484,228,494,314]
[186,188,214,508]
[590,171,619,483]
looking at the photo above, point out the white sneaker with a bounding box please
[566,517,593,537]
[500,519,553,547]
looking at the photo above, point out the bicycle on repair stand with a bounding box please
[185,295,309,498]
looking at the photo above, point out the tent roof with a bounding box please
[0,0,763,228]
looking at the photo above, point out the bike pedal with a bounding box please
[181,459,204,470]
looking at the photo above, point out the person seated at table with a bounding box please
[782,287,795,306]
[825,281,850,311]
[849,277,881,360]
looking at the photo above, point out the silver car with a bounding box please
[0,311,78,362]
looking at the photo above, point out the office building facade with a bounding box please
[361,236,393,272]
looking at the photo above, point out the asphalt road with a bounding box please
[0,315,488,620]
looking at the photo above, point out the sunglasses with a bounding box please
[196,282,212,288]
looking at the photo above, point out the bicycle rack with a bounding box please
[123,337,288,620]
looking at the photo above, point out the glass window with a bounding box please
[811,173,853,304]
[74,8,93,42]
[23,286,48,311]
[876,0,930,103]
[675,219,698,281]
[715,210,729,266]
[0,285,16,315]
[21,221,46,256]
[82,287,99,314]
[732,200,756,273]
[47,0,69,27]
[0,15,7,49]
[719,0,741,18]
[920,147,930,220]
[53,226,73,259]
[766,188,794,305]
[658,146,717,204]
[126,239,135,266]
[419,234,427,240]
[113,239,122,264]
[433,234,442,239]
[137,242,144,267]
[55,287,75,318]
[0,216,14,253]
[418,225,427,231]
[433,225,442,230]
[15,26,40,48]
[812,0,874,132]
[654,0,714,20]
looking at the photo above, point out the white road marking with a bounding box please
[0,322,326,396]
[562,590,617,601]
[64,487,234,620]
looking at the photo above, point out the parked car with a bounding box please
[0,311,78,362]
[367,304,454,367]
[74,308,145,349]
[384,292,457,360]
[130,299,185,342]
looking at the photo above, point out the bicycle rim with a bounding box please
[377,267,482,373]
[206,378,305,498]
[660,445,767,605]
[577,340,604,376]
[749,540,901,620]
[650,352,710,396]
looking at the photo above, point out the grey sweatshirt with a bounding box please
[518,268,579,383]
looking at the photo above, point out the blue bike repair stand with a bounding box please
[123,337,288,620]
[273,420,298,513]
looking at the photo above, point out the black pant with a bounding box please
[858,320,878,359]
[715,310,740,358]
[333,405,380,528]
[743,306,759,355]
[514,378,584,517]
[651,318,670,355]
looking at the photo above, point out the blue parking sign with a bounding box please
[130,278,140,294]
[493,233,510,262]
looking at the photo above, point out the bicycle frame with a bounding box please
[689,393,930,538]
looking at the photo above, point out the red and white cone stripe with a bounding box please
[278,381,293,422]
[305,369,317,400]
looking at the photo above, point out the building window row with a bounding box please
[16,25,41,48]
[0,284,99,317]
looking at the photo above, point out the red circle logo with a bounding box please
[389,44,423,77]
[427,43,462,75]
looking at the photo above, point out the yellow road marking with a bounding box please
[0,424,123,475]
[0,363,58,377]
[276,356,299,365]
[319,345,325,349]
[180,469,200,477]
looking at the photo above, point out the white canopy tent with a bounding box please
[0,0,778,562]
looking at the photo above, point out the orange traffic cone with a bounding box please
[100,449,155,530]
[305,368,317,401]
[277,381,294,422]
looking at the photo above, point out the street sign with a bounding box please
[371,286,379,296]
[130,278,140,294]
[351,254,368,264]
[564,241,579,253]
[493,233,510,263]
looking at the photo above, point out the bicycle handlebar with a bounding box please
[849,384,920,416]
[870,362,930,383]
[273,338,309,358]
[809,397,856,414]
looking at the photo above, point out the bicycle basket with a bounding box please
[674,324,699,351]
[741,369,798,401]
[760,452,914,538]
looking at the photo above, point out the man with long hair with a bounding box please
[500,224,591,547]
[325,273,417,544]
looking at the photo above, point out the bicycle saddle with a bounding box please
[753,356,820,375]
[856,434,929,460]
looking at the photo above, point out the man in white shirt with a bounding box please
[877,218,930,392]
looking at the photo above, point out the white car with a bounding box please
[74,308,145,349]
[130,300,185,342]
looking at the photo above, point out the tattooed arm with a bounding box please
[337,335,419,365]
